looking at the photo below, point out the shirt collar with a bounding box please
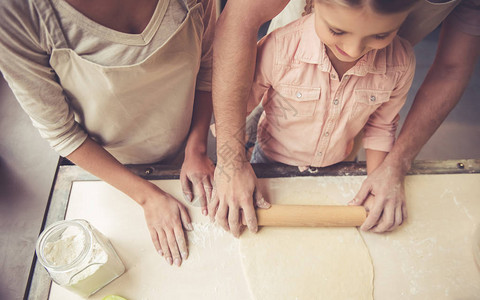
[294,14,387,76]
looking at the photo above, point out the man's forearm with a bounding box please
[212,0,289,162]
[212,5,260,160]
[387,20,480,172]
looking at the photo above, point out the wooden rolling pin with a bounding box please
[255,204,367,227]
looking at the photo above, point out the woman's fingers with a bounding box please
[174,225,188,261]
[148,227,162,256]
[165,228,182,266]
[157,229,172,265]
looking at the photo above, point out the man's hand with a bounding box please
[210,0,288,237]
[349,159,407,233]
[209,160,270,237]
[349,15,480,234]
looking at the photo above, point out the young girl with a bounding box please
[248,0,417,174]
[0,0,215,266]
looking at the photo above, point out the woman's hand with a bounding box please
[180,152,215,216]
[142,184,193,266]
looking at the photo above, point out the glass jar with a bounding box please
[36,219,125,297]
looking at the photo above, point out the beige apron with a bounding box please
[35,0,204,164]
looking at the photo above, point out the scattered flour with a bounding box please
[188,222,226,249]
[186,222,239,263]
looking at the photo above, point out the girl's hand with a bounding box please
[180,152,215,216]
[142,184,193,266]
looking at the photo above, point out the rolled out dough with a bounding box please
[48,174,480,299]
[239,177,373,300]
[240,227,373,300]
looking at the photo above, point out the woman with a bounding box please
[0,0,216,266]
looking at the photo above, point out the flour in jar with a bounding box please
[43,226,87,266]
[39,220,125,298]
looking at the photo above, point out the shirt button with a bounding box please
[344,75,349,79]
[325,132,329,137]
[333,99,339,105]
[296,92,302,98]
[317,152,322,156]
[370,95,376,102]
[331,74,336,79]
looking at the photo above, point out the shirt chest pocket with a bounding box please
[349,90,391,121]
[266,85,320,118]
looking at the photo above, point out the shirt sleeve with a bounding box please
[362,37,416,152]
[447,0,480,36]
[195,0,216,92]
[0,0,87,157]
[247,33,276,115]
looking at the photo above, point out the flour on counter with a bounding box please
[188,222,226,249]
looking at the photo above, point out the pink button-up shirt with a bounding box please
[248,14,416,167]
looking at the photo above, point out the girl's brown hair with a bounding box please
[303,0,418,16]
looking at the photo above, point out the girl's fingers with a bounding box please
[180,172,193,202]
[203,176,214,208]
[193,178,208,215]
[178,203,193,231]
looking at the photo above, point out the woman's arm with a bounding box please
[67,138,192,266]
